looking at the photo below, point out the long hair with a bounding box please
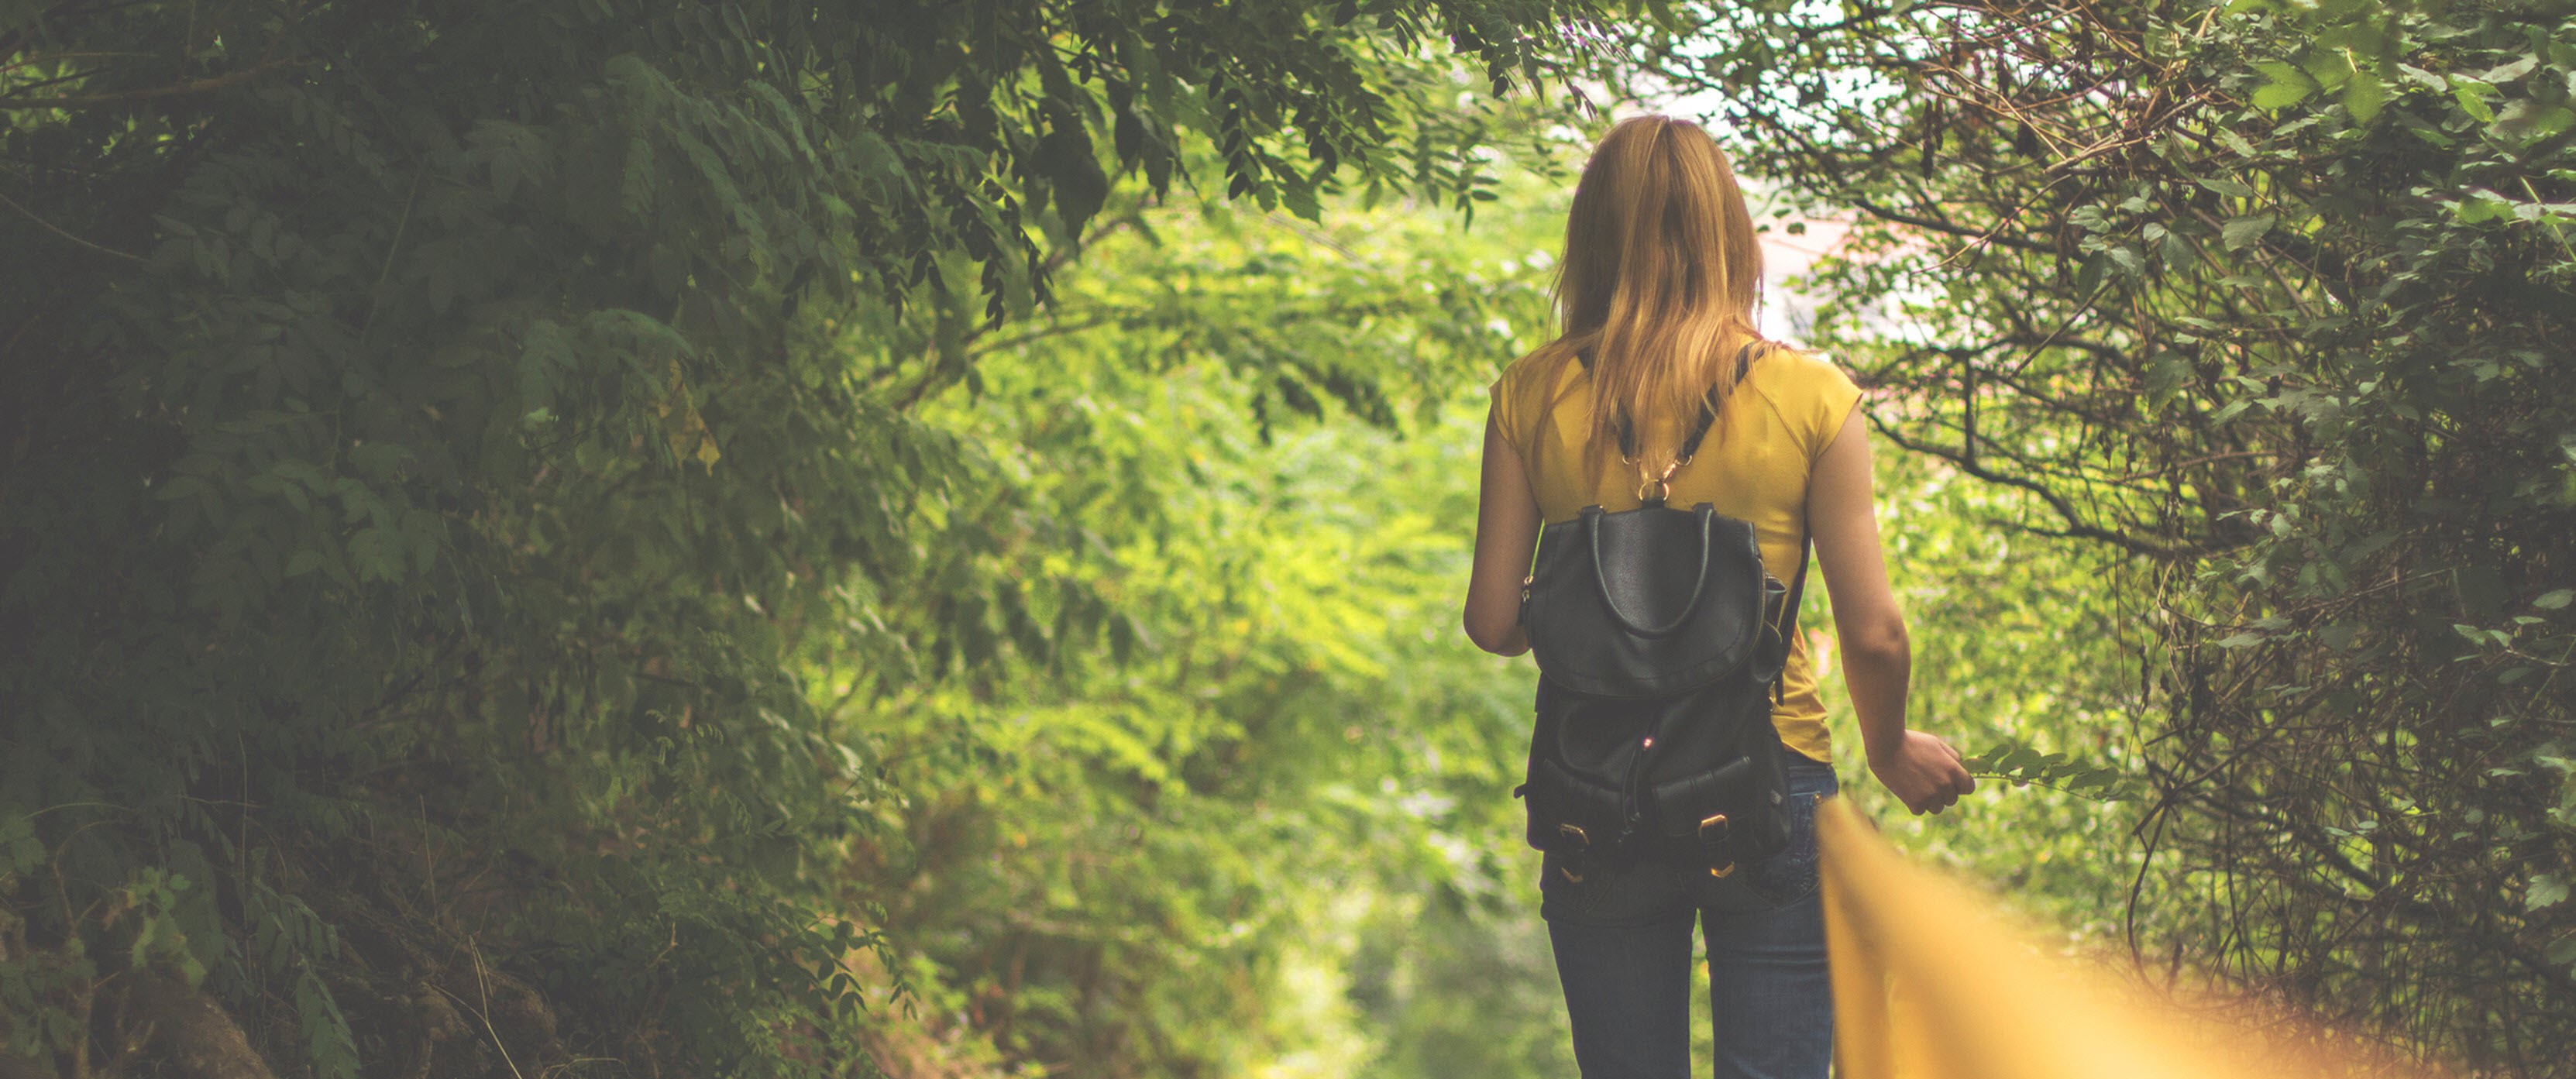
[1539,115,1768,484]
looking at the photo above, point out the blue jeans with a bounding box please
[1539,758,1838,1079]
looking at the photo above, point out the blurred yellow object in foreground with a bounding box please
[1818,799,2420,1079]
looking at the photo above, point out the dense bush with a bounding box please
[1631,0,2576,1071]
[0,3,1598,1075]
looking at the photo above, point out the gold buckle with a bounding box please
[1700,813,1734,877]
[1556,823,1591,883]
[1697,813,1731,844]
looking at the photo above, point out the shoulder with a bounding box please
[1491,343,1580,424]
[1496,343,1579,398]
[1742,343,1863,460]
[1744,344,1859,411]
[1489,343,1579,455]
[1744,343,1857,397]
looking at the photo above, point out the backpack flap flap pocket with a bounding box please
[1649,755,1789,868]
[1524,752,1625,858]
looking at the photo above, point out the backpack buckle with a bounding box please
[1556,823,1591,882]
[1697,812,1730,844]
[1698,814,1736,878]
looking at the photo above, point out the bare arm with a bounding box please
[1464,409,1542,656]
[1808,407,1975,814]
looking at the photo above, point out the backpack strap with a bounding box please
[1773,522,1811,706]
[1577,342,1762,472]
[1770,422,1819,705]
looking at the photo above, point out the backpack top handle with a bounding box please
[1584,503,1718,640]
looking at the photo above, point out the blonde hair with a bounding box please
[1537,115,1768,486]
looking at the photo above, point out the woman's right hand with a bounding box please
[1868,730,1976,815]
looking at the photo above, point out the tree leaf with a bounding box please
[2222,214,2276,249]
[2531,874,2570,911]
[2343,71,2385,122]
[2252,64,2319,109]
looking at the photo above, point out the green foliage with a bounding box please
[1631,0,2576,1070]
[826,163,1575,1075]
[1959,740,2138,803]
[0,2,1604,1075]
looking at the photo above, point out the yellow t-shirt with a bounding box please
[1489,345,1862,764]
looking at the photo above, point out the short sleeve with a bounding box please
[1487,367,1526,459]
[1790,352,1863,466]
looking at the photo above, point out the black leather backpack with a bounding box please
[1514,351,1807,885]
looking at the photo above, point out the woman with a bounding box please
[1461,115,1976,1079]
